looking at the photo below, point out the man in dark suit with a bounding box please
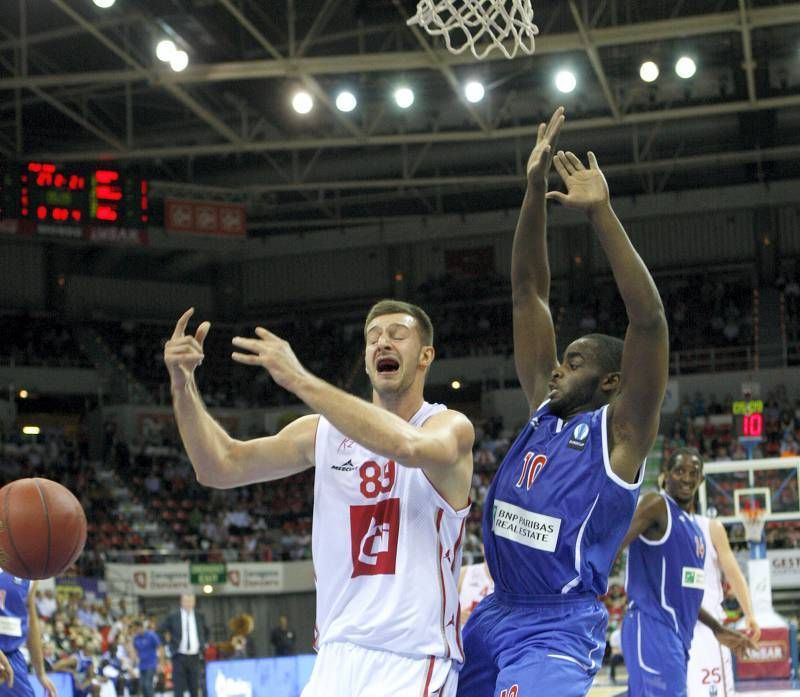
[158,594,208,697]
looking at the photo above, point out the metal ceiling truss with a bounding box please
[3,3,798,92]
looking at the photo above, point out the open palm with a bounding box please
[546,150,610,211]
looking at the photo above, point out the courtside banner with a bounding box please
[105,562,313,596]
[165,198,246,237]
[206,656,316,697]
[735,626,791,679]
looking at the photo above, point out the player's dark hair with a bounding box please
[664,446,704,473]
[582,333,624,374]
[364,299,434,346]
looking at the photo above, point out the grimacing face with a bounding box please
[664,453,704,505]
[546,338,606,419]
[364,312,431,396]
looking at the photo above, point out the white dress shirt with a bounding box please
[179,609,200,655]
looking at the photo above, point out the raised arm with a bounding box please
[547,152,668,483]
[165,309,317,489]
[231,329,475,508]
[511,107,564,412]
[709,518,761,641]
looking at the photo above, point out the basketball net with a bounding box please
[741,506,766,545]
[407,0,539,60]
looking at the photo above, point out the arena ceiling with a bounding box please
[2,0,800,233]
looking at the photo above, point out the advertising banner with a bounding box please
[205,656,315,697]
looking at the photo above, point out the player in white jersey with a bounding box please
[458,559,494,625]
[165,300,474,697]
[687,512,760,697]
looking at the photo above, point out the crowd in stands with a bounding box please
[4,380,800,576]
[1,268,766,408]
[0,313,91,368]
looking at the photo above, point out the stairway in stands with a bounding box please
[74,325,155,404]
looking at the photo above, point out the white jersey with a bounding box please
[688,514,734,697]
[458,563,494,616]
[696,515,724,618]
[312,401,470,662]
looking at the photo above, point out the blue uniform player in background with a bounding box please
[457,106,670,697]
[619,448,755,697]
[0,570,57,697]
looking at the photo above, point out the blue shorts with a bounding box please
[621,607,688,697]
[0,649,35,697]
[457,591,607,697]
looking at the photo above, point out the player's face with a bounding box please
[547,339,605,419]
[364,313,431,396]
[665,453,704,505]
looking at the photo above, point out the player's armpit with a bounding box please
[608,317,669,483]
[618,492,668,550]
[209,414,318,489]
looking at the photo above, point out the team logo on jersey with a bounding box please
[568,423,590,451]
[516,451,548,490]
[331,459,355,472]
[695,534,706,560]
[349,498,400,577]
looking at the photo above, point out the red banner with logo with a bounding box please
[165,198,246,237]
[735,626,791,679]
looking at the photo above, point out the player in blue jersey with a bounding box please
[0,571,57,697]
[619,448,755,697]
[457,107,670,697]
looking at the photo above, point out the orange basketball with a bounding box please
[0,478,87,579]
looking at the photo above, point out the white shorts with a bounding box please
[687,621,735,697]
[301,641,458,697]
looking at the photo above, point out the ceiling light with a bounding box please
[555,70,577,94]
[292,91,314,114]
[18,389,28,399]
[335,90,357,113]
[22,426,40,435]
[675,56,697,79]
[169,50,189,72]
[156,40,176,63]
[639,61,659,83]
[394,86,415,109]
[203,584,214,594]
[93,0,116,7]
[451,380,462,390]
[464,81,485,103]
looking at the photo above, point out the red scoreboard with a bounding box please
[2,162,148,228]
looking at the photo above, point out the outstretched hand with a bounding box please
[231,327,310,395]
[715,625,759,659]
[164,308,211,390]
[546,150,610,212]
[526,106,565,187]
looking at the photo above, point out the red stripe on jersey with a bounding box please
[435,508,450,659]
[450,517,466,572]
[422,655,436,697]
[454,599,464,661]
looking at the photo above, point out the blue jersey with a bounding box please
[0,570,30,653]
[133,630,161,671]
[626,492,706,650]
[483,401,643,597]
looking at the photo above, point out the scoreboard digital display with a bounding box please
[2,162,148,228]
[732,399,764,439]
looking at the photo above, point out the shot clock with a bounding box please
[732,399,764,439]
